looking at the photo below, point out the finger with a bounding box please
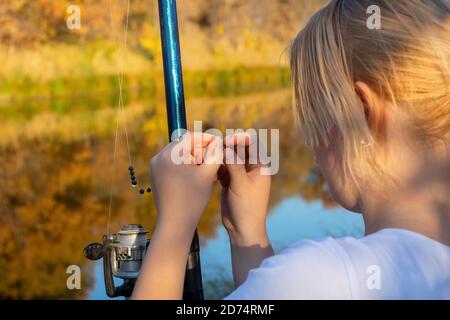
[223,132,256,148]
[173,132,215,165]
[224,134,248,165]
[247,147,269,172]
[224,133,266,172]
[201,136,223,175]
[193,147,207,165]
[191,132,217,163]
[192,132,215,147]
[223,146,248,180]
[169,132,195,165]
[247,135,271,179]
[203,136,223,163]
[175,131,213,150]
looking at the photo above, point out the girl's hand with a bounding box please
[219,133,271,246]
[218,133,274,288]
[133,132,222,300]
[150,131,222,236]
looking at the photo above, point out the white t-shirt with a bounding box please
[225,229,450,300]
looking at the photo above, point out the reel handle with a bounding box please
[84,243,104,261]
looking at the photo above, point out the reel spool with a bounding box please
[84,224,149,298]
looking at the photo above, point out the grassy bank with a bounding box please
[0,66,290,120]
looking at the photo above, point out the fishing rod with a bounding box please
[158,0,204,300]
[84,0,204,300]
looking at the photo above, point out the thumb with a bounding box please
[202,136,223,176]
[224,146,248,181]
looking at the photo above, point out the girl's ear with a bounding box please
[355,81,387,142]
[355,81,375,118]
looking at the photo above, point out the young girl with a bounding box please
[132,0,450,299]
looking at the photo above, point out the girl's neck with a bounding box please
[362,140,450,246]
[363,179,450,246]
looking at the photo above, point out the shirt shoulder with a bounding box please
[225,229,450,300]
[338,229,450,299]
[225,237,356,300]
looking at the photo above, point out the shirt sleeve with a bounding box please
[224,238,353,300]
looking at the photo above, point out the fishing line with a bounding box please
[106,0,150,235]
[108,0,132,164]
[106,0,128,234]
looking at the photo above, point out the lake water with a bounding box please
[0,89,364,299]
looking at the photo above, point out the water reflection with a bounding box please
[0,89,364,299]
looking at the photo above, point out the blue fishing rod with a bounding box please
[157,0,204,300]
[84,0,204,300]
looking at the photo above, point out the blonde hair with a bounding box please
[290,0,450,183]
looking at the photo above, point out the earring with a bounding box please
[361,138,372,147]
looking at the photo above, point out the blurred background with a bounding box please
[0,0,364,299]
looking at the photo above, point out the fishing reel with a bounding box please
[84,224,150,298]
[84,224,204,299]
